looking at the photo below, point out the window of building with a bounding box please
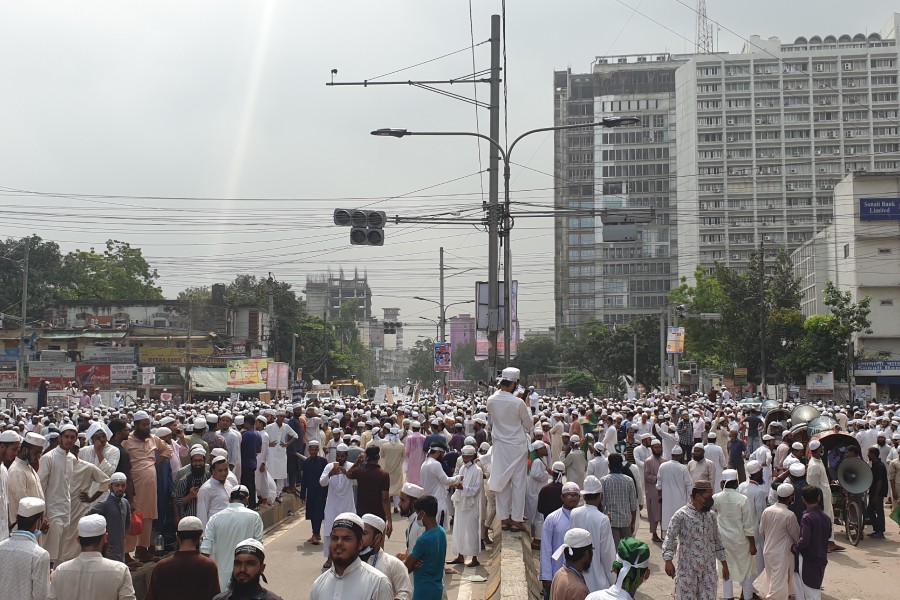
[878,248,893,255]
[880,299,894,306]
[843,244,850,259]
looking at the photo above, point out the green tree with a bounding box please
[562,369,598,397]
[452,342,491,383]
[61,240,163,301]
[0,235,68,326]
[669,266,729,372]
[407,340,436,385]
[517,336,560,385]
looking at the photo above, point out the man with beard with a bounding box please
[0,430,21,541]
[7,432,44,536]
[548,527,592,600]
[310,512,392,600]
[643,438,666,542]
[568,476,617,592]
[198,456,234,526]
[175,446,211,520]
[301,440,328,545]
[360,513,412,600]
[687,443,716,486]
[397,483,425,561]
[213,538,283,600]
[447,445,483,567]
[146,516,220,600]
[88,472,132,564]
[661,480,730,600]
[319,444,357,569]
[39,422,78,567]
[122,410,172,563]
[540,482,581,597]
[201,485,264,591]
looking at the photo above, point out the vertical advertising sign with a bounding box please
[433,343,452,372]
[665,326,685,354]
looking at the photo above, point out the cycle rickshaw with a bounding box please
[810,430,871,546]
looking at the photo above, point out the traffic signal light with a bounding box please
[675,304,688,318]
[383,321,401,334]
[334,209,386,246]
[690,363,699,375]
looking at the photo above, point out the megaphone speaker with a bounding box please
[837,457,873,495]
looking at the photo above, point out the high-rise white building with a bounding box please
[554,13,900,333]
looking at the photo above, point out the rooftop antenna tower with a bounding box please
[695,0,714,54]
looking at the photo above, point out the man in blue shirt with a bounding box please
[405,495,446,600]
[240,418,262,509]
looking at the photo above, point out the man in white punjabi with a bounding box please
[360,513,412,600]
[447,444,483,567]
[753,482,800,600]
[0,497,51,600]
[568,476,617,592]
[656,445,692,539]
[309,512,393,600]
[39,422,77,567]
[713,469,757,600]
[661,479,730,600]
[643,438,666,542]
[201,484,264,592]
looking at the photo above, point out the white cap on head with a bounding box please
[0,430,21,443]
[671,445,683,454]
[60,423,78,434]
[206,413,218,424]
[721,469,738,482]
[133,411,150,422]
[77,514,107,537]
[777,482,795,498]
[155,427,172,438]
[551,527,593,560]
[462,445,477,456]
[531,440,546,451]
[562,481,580,494]
[789,462,806,477]
[580,475,602,495]
[361,513,386,533]
[189,445,206,458]
[24,432,45,446]
[402,482,424,498]
[193,417,208,429]
[336,443,350,453]
[808,440,821,451]
[791,442,804,450]
[17,497,45,518]
[178,516,204,532]
[552,461,566,473]
[110,472,127,484]
[159,417,175,427]
[762,434,774,441]
[650,438,662,446]
[479,442,490,453]
[500,367,520,381]
[234,415,245,426]
[707,432,717,440]
[746,460,762,475]
[211,455,228,467]
[211,448,228,459]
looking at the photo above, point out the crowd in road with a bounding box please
[0,368,898,600]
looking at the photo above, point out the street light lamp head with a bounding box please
[601,116,640,127]
[371,128,409,138]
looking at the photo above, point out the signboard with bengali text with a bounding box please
[82,346,137,364]
[666,326,685,354]
[226,358,272,386]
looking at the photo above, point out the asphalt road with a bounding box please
[262,508,491,600]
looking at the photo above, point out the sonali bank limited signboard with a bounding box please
[859,198,900,221]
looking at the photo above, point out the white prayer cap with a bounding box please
[479,442,490,453]
[178,516,204,532]
[59,423,78,434]
[46,432,59,441]
[746,460,762,475]
[206,413,218,424]
[650,438,661,446]
[133,411,150,422]
[777,482,795,498]
[551,527,593,560]
[808,440,821,451]
[531,440,546,451]
[361,513,386,533]
[707,432,717,440]
[211,448,228,459]
[562,482,580,495]
[639,433,652,440]
[791,442,804,450]
[500,367,520,381]
[462,445,477,456]
[189,444,206,457]
[580,475,602,495]
[159,417,176,427]
[593,442,605,453]
[671,445,683,454]
[332,512,365,534]
[77,514,107,537]
[234,415,245,426]
[336,443,350,452]
[155,427,172,438]
[402,482,424,498]
[17,497,45,518]
[551,461,566,473]
[570,435,581,444]
[193,417,208,429]
[110,472,127,484]
[24,432,45,446]
[255,416,267,423]
[721,469,738,482]
[762,434,774,441]
[308,439,321,448]
[211,456,228,467]
[234,538,265,558]
[0,430,21,443]
[789,462,806,477]
[692,443,704,450]
[464,436,476,446]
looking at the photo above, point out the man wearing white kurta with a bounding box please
[751,435,775,488]
[656,446,693,535]
[200,486,264,591]
[738,460,769,574]
[713,469,757,600]
[568,476,617,592]
[265,414,298,493]
[0,430,20,542]
[420,443,460,527]
[806,439,841,551]
[319,444,357,566]
[253,417,271,505]
[450,447,483,563]
[0,497,51,600]
[704,433,728,487]
[486,367,532,532]
[525,441,550,527]
[78,422,119,504]
[197,456,233,526]
[39,423,77,566]
[7,432,44,529]
[654,422,679,460]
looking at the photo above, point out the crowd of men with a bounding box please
[0,367,898,600]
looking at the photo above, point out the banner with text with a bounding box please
[82,346,137,364]
[111,364,138,383]
[666,326,686,354]
[0,371,18,390]
[226,358,272,387]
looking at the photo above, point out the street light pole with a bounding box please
[439,246,445,343]
[373,116,638,365]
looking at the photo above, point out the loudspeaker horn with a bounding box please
[837,457,872,495]
[791,404,820,425]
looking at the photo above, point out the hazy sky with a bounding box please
[1,1,895,337]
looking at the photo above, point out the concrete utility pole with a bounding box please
[184,299,192,403]
[759,240,767,397]
[19,241,29,389]
[439,246,445,342]
[267,273,276,359]
[487,13,501,375]
[659,312,666,392]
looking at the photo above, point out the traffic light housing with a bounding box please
[334,209,386,246]
[690,362,699,375]
[383,321,399,334]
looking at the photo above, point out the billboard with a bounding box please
[266,362,290,391]
[226,358,271,386]
[474,321,519,360]
[75,364,111,387]
[111,364,138,383]
[806,372,834,393]
[140,347,216,365]
[0,371,18,390]
[859,197,900,221]
[666,326,686,354]
[433,343,451,372]
[475,280,518,331]
[82,347,137,364]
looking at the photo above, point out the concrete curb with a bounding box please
[489,528,541,600]
[131,495,302,600]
